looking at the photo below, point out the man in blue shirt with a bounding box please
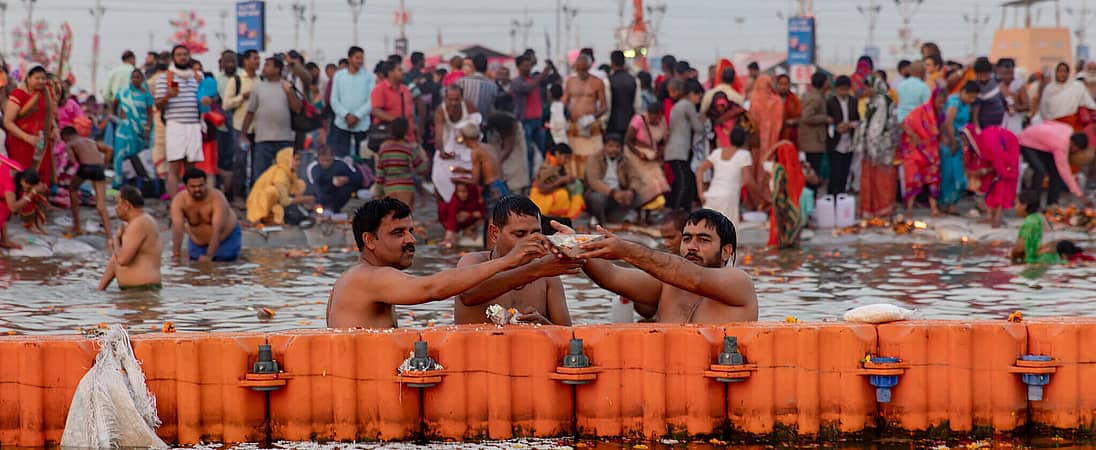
[896,61,931,124]
[329,46,375,158]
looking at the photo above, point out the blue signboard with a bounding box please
[236,1,265,53]
[1079,45,1091,63]
[787,17,815,66]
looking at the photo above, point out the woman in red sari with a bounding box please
[898,87,946,215]
[768,141,806,249]
[3,66,54,184]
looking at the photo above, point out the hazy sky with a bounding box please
[11,0,1096,92]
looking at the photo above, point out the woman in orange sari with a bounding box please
[898,87,946,215]
[776,74,801,143]
[3,66,55,184]
[746,75,784,211]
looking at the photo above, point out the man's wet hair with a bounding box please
[182,167,206,184]
[685,208,737,253]
[353,198,412,250]
[490,195,542,230]
[662,209,689,233]
[118,185,144,208]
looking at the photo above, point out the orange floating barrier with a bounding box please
[1025,317,1096,435]
[421,325,574,440]
[723,323,877,440]
[4,321,1096,447]
[572,324,727,439]
[266,329,423,442]
[876,321,1027,436]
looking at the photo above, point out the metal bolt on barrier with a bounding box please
[398,341,445,388]
[1011,355,1057,401]
[550,338,601,385]
[563,338,590,369]
[704,336,758,383]
[856,356,909,403]
[239,343,291,391]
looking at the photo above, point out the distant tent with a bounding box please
[422,44,511,69]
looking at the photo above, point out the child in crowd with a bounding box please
[16,170,48,234]
[547,84,567,150]
[1010,190,1092,264]
[530,143,585,219]
[696,126,752,224]
[61,126,113,243]
[374,118,428,210]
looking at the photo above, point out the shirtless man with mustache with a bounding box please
[326,197,548,329]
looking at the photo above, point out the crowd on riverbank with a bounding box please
[1,39,1094,264]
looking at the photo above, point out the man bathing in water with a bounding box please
[171,168,241,262]
[562,54,607,178]
[554,208,758,323]
[326,198,548,329]
[455,195,580,325]
[98,186,162,291]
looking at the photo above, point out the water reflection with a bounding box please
[1,240,1095,335]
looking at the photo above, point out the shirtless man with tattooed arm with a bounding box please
[552,208,757,323]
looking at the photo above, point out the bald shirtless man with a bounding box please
[326,198,548,329]
[171,168,241,262]
[455,195,581,325]
[98,186,163,291]
[554,208,758,323]
[562,54,607,179]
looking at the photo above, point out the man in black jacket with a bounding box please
[825,75,860,195]
[306,147,364,213]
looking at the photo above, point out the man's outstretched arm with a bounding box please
[456,253,583,306]
[367,236,548,306]
[577,231,756,308]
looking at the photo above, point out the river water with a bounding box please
[1,238,1094,335]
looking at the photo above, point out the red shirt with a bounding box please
[371,79,417,142]
[522,75,543,120]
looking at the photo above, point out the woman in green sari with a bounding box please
[1011,190,1061,264]
[111,69,154,188]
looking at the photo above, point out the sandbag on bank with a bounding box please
[61,325,166,449]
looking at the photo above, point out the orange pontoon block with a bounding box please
[876,321,1027,437]
[572,324,728,440]
[1025,317,1096,436]
[421,325,574,440]
[724,323,877,440]
[135,332,270,444]
[0,335,97,447]
[267,329,423,442]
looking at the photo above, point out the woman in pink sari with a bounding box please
[959,125,1020,228]
[898,88,947,215]
[51,81,86,207]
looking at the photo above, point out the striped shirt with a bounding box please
[155,70,202,124]
[455,73,499,116]
[376,141,428,193]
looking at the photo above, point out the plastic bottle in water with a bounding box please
[609,297,635,323]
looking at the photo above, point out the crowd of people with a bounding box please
[0,39,1094,324]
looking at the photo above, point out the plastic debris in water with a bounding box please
[258,308,276,320]
[785,315,800,324]
[161,322,175,333]
[1008,311,1023,323]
